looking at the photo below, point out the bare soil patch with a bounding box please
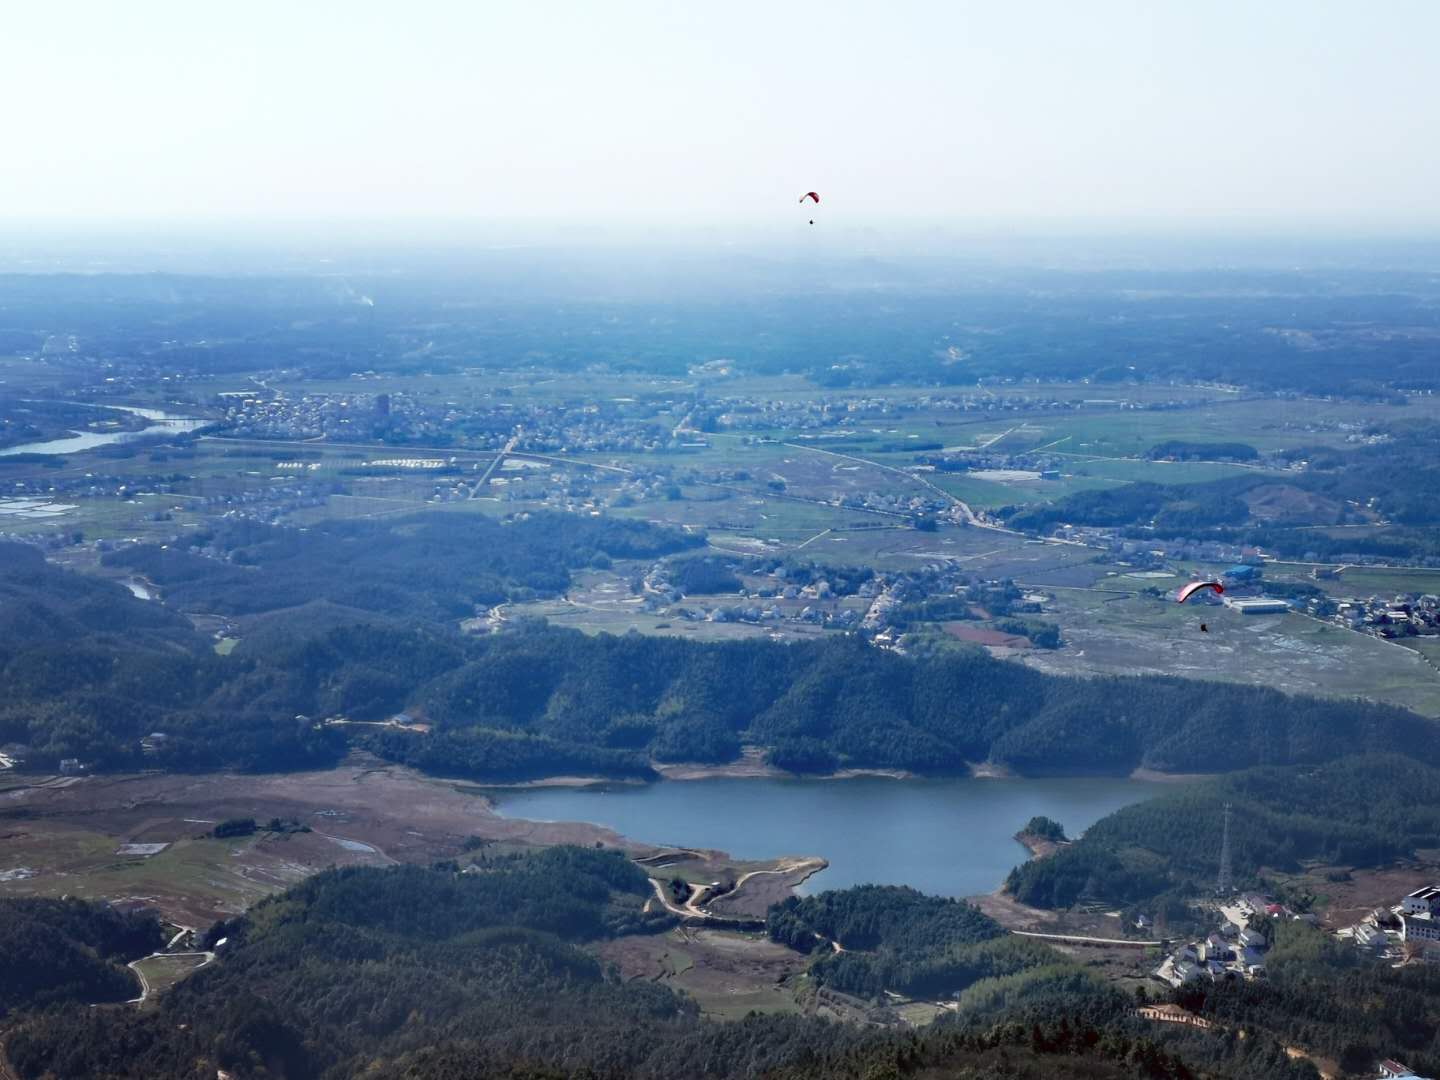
[943,623,1031,648]
[1287,860,1440,929]
[596,926,806,1019]
[653,746,785,781]
[965,889,1061,931]
[1013,832,1064,860]
[1242,484,1342,524]
[0,754,827,931]
[0,754,647,926]
[708,857,828,919]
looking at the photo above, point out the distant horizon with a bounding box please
[5,217,1440,276]
[5,2,1438,228]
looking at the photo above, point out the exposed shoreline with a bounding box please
[1,756,1162,933]
[476,763,1169,921]
[1013,831,1067,861]
[464,760,1199,790]
[1128,767,1220,784]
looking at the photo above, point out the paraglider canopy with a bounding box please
[1176,581,1224,604]
[799,191,820,204]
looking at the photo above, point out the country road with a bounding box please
[779,440,984,527]
[727,857,828,896]
[126,950,216,1005]
[1010,930,1161,948]
[645,855,826,928]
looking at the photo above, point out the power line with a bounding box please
[1217,802,1234,895]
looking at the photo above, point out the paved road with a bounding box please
[126,950,216,1005]
[779,440,983,527]
[1011,930,1161,948]
[470,432,520,496]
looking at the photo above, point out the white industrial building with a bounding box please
[1223,597,1290,615]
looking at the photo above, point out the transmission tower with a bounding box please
[1217,802,1234,895]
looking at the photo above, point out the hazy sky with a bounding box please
[4,1,1438,230]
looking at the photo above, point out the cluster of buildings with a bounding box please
[414,459,678,517]
[1156,919,1271,987]
[837,489,956,520]
[1156,892,1338,989]
[1321,593,1440,640]
[219,389,675,456]
[1342,885,1440,961]
[671,601,862,630]
[219,391,423,442]
[626,554,1043,642]
[198,482,329,525]
[0,528,92,553]
[706,388,1199,436]
[4,469,189,502]
[213,382,1218,463]
[640,559,877,631]
[913,449,1068,479]
[1060,530,1268,569]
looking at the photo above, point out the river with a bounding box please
[494,774,1165,898]
[0,403,207,456]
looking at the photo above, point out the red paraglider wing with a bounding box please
[799,191,820,204]
[1176,581,1224,604]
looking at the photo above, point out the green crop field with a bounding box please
[133,953,212,1002]
[1023,586,1440,717]
[1063,457,1272,484]
[1263,563,1440,598]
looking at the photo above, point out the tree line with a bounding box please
[1006,754,1440,909]
[6,538,1438,783]
[4,853,1328,1080]
[0,897,163,1016]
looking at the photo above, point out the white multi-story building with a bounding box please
[1401,886,1440,916]
[1400,913,1440,943]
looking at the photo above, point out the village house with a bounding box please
[1377,1059,1435,1080]
[1136,1004,1212,1030]
[1355,923,1388,952]
[1237,927,1267,951]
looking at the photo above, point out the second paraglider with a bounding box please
[1176,580,1223,604]
[1177,580,1223,633]
[799,190,819,225]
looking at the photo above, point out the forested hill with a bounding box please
[5,850,688,1080]
[0,897,163,1016]
[4,538,1438,780]
[1004,423,1440,561]
[102,510,701,619]
[4,851,1313,1080]
[766,885,1068,1001]
[0,542,346,772]
[1006,754,1440,910]
[377,626,1439,781]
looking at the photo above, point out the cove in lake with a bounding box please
[494,775,1165,898]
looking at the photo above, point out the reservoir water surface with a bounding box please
[0,404,205,457]
[495,775,1166,898]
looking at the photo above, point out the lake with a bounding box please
[494,775,1166,898]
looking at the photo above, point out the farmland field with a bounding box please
[1022,590,1440,717]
